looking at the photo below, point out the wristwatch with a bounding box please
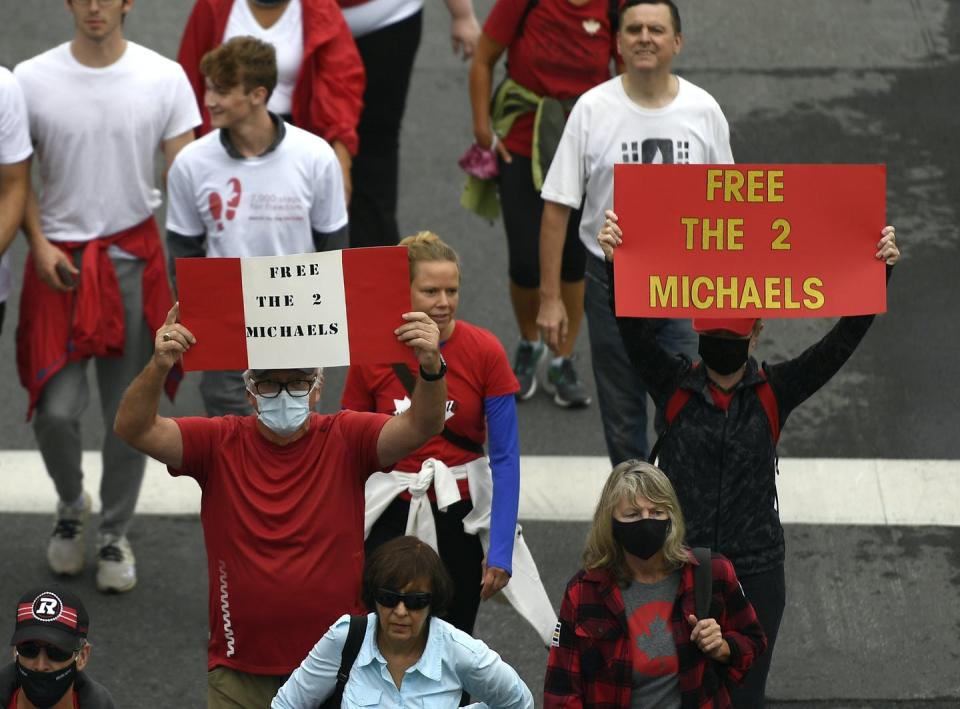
[419,354,447,381]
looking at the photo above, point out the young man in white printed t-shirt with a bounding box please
[0,67,32,336]
[166,36,348,417]
[14,0,201,593]
[537,0,733,467]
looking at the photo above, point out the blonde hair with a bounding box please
[583,460,689,585]
[399,231,460,281]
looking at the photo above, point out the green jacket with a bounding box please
[462,77,578,220]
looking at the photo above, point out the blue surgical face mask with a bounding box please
[253,391,311,437]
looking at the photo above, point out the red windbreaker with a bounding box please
[177,0,365,154]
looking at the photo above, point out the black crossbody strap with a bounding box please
[322,614,367,708]
[692,547,713,620]
[390,364,485,456]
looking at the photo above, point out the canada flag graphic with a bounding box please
[176,247,411,371]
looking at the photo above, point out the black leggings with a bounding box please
[365,496,484,635]
[349,11,423,248]
[497,154,586,289]
[730,564,786,709]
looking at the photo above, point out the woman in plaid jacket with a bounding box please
[544,461,767,708]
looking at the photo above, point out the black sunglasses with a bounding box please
[16,641,76,663]
[375,589,432,611]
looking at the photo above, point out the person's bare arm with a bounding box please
[114,304,195,469]
[331,139,353,204]
[444,0,481,59]
[536,200,572,350]
[22,175,77,291]
[468,33,512,162]
[376,312,447,468]
[0,158,28,256]
[162,129,195,184]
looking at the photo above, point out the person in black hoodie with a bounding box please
[1,586,115,709]
[597,210,899,708]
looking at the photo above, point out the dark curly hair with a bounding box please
[362,536,454,617]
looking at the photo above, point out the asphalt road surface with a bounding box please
[0,1,958,706]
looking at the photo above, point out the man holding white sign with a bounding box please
[166,36,349,416]
[114,303,447,707]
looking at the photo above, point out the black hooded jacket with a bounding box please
[608,262,892,576]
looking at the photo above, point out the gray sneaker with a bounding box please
[544,356,592,408]
[96,535,137,594]
[47,492,91,576]
[513,340,547,401]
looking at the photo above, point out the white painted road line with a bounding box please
[1,452,958,525]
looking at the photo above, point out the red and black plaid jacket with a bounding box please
[544,551,767,708]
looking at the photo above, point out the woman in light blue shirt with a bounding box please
[273,536,533,708]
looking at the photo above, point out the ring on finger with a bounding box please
[162,333,171,342]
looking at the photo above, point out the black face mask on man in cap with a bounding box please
[698,334,751,376]
[16,660,76,709]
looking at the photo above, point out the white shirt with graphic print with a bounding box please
[540,75,734,260]
[165,122,347,257]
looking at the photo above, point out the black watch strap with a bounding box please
[419,355,446,381]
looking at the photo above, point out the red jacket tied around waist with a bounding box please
[17,217,180,420]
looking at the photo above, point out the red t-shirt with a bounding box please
[484,0,618,156]
[169,411,389,674]
[341,320,518,498]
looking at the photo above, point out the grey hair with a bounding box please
[242,368,324,391]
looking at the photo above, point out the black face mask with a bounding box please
[16,659,76,709]
[698,334,750,376]
[612,518,670,560]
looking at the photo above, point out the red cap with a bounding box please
[692,317,758,336]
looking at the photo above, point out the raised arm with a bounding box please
[598,209,688,405]
[767,226,899,417]
[114,304,195,469]
[376,312,447,467]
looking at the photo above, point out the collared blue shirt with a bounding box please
[272,613,533,709]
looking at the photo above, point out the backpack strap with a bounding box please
[515,0,540,37]
[754,368,780,444]
[691,547,713,620]
[647,367,696,465]
[390,364,484,456]
[323,614,368,709]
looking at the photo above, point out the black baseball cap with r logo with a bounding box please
[10,586,89,652]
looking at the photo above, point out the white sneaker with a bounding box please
[96,535,137,593]
[47,492,91,575]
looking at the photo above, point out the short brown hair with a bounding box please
[362,536,454,616]
[200,36,277,100]
[399,231,461,282]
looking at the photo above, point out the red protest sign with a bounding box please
[176,247,411,371]
[613,164,887,318]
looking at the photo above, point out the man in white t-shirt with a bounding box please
[0,67,32,335]
[166,36,348,416]
[14,0,201,593]
[537,0,732,465]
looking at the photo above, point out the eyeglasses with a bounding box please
[73,0,122,7]
[375,589,432,611]
[250,378,316,398]
[16,641,78,663]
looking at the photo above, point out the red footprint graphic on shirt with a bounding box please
[208,178,243,231]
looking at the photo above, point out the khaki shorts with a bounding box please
[207,666,289,708]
